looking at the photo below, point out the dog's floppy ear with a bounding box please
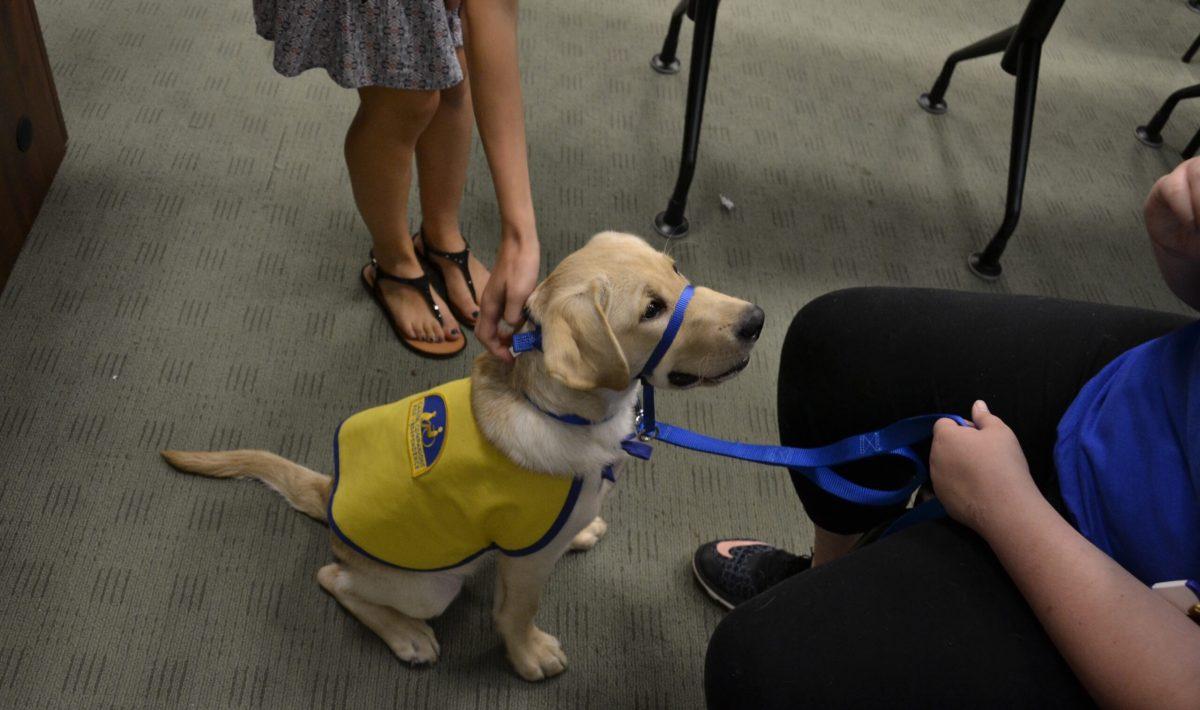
[534,276,631,391]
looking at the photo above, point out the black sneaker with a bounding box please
[692,539,812,610]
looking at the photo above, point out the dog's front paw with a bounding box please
[506,627,568,681]
[569,517,608,551]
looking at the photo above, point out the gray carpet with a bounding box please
[1,0,1195,706]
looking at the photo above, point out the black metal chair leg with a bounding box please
[968,42,1042,280]
[654,0,720,240]
[1185,129,1200,160]
[651,0,690,74]
[1185,32,1200,63]
[1136,83,1200,148]
[918,26,1017,114]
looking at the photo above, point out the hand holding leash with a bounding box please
[929,400,1040,536]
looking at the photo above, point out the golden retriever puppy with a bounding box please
[162,232,762,681]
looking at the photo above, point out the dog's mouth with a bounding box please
[667,358,750,388]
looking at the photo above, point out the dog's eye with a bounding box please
[642,298,666,321]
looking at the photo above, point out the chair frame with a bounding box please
[649,0,722,240]
[647,0,1067,281]
[1184,31,1200,63]
[1134,28,1200,163]
[917,0,1066,280]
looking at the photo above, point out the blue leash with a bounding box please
[513,283,969,521]
[639,416,966,507]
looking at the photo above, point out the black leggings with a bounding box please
[705,288,1191,709]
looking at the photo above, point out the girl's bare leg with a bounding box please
[345,85,461,343]
[415,48,491,323]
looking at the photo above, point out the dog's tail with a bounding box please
[161,449,331,522]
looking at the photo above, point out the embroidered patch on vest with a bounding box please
[406,394,447,477]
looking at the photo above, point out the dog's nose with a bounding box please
[736,305,765,342]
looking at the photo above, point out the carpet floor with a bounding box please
[0,0,1195,706]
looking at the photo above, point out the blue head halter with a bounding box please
[510,283,694,463]
[634,284,694,436]
[509,282,694,405]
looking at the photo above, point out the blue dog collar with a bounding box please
[510,284,695,436]
[522,393,612,427]
[510,285,693,464]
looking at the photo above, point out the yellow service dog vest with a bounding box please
[329,378,583,571]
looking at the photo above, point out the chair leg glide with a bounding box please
[1135,83,1200,155]
[650,0,689,75]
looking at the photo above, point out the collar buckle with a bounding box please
[510,328,543,356]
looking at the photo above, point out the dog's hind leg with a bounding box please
[329,537,466,620]
[317,564,441,665]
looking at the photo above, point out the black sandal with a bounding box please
[360,251,465,359]
[413,230,482,329]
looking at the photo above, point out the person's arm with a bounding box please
[1146,157,1200,311]
[931,402,1200,709]
[460,0,540,360]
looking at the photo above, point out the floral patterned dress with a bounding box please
[252,0,463,91]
